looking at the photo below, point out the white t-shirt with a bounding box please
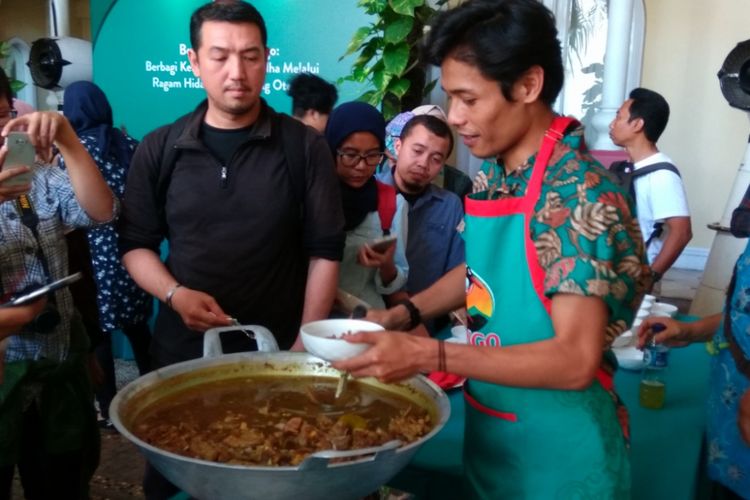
[633,152,690,263]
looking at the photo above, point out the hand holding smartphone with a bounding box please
[1,131,35,188]
[366,235,397,253]
[0,273,82,308]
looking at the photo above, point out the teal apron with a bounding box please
[462,117,630,499]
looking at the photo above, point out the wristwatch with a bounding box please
[397,299,422,330]
[650,269,663,283]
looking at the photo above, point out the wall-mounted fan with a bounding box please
[27,36,91,90]
[690,39,750,316]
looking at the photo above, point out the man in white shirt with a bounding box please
[609,87,692,288]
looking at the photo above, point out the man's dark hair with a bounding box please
[422,0,563,106]
[190,0,268,49]
[628,87,670,143]
[400,115,454,157]
[287,73,338,116]
[0,66,13,108]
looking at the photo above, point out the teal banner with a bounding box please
[92,0,370,139]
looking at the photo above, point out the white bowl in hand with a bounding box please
[612,329,634,348]
[613,345,645,371]
[650,302,678,318]
[300,319,384,361]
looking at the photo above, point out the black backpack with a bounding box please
[610,160,681,247]
[155,112,308,225]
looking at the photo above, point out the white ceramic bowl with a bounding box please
[613,345,645,371]
[300,319,384,361]
[636,310,650,321]
[612,329,634,348]
[650,302,678,318]
[450,325,468,343]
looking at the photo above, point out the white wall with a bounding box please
[641,0,750,260]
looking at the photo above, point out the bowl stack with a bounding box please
[612,295,679,370]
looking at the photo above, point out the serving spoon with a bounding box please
[333,305,368,401]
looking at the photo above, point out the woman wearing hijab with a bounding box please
[61,81,152,427]
[325,102,409,309]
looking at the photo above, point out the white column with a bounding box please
[49,0,70,37]
[589,0,634,150]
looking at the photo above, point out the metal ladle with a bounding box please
[333,305,368,401]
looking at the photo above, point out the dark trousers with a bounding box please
[142,346,181,500]
[95,321,152,419]
[0,404,88,500]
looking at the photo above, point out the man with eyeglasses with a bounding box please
[0,66,117,498]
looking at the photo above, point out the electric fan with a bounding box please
[690,39,750,315]
[27,36,91,90]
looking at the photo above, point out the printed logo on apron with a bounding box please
[466,266,502,346]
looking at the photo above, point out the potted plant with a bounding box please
[340,0,448,120]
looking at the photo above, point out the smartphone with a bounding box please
[2,131,35,187]
[0,272,82,308]
[367,235,397,253]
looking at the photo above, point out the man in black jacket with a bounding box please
[119,1,344,497]
[121,2,344,359]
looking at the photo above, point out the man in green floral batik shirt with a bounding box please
[335,0,651,498]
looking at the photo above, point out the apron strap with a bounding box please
[523,116,578,210]
[595,368,614,391]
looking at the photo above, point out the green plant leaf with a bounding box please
[389,77,411,98]
[383,43,409,75]
[353,39,381,68]
[390,0,423,17]
[10,81,25,93]
[423,78,438,96]
[341,26,375,59]
[359,90,377,102]
[372,67,393,90]
[359,0,388,15]
[384,15,414,44]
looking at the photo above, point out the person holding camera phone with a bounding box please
[325,101,409,310]
[0,67,118,498]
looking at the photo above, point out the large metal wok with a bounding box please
[110,325,450,500]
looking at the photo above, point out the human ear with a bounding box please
[631,117,645,133]
[187,49,200,78]
[514,65,544,104]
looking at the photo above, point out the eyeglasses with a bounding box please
[336,150,384,168]
[0,108,17,121]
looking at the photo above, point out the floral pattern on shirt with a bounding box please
[59,134,151,331]
[474,123,651,347]
[706,241,750,497]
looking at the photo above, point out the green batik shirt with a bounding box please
[472,123,651,347]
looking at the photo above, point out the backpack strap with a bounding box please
[376,181,397,236]
[276,114,308,219]
[630,162,681,248]
[630,161,681,179]
[156,112,192,226]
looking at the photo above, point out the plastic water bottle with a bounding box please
[639,323,668,409]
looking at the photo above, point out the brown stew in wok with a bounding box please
[131,376,433,466]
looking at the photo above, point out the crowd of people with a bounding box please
[0,0,748,498]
